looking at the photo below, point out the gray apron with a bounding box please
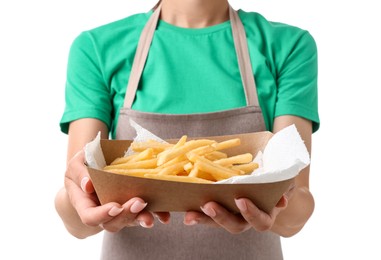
[102,4,282,260]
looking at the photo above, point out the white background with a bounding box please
[1,0,380,259]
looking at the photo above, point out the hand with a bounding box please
[183,182,295,234]
[64,149,170,233]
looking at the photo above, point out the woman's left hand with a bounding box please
[184,182,295,234]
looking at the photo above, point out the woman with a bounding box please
[55,0,319,259]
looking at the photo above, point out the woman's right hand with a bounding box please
[55,119,170,238]
[75,149,158,228]
[56,149,157,238]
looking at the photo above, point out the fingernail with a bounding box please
[108,206,123,217]
[235,198,248,212]
[200,206,216,217]
[130,200,147,213]
[80,177,89,192]
[139,221,153,228]
[153,213,168,224]
[184,220,198,226]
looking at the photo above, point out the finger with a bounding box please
[65,177,134,230]
[268,195,289,222]
[101,198,154,232]
[80,176,95,193]
[284,182,296,200]
[153,212,171,224]
[199,202,250,234]
[275,195,288,209]
[128,199,154,228]
[183,210,218,227]
[79,202,124,227]
[235,198,274,232]
[66,182,124,227]
[66,149,94,193]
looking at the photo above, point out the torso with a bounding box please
[101,5,283,260]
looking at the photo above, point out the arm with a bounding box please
[269,115,314,237]
[55,118,111,238]
[54,118,158,239]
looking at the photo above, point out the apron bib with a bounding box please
[102,4,282,260]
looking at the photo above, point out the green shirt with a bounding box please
[60,10,319,139]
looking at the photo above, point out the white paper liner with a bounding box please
[124,119,168,156]
[84,132,106,170]
[218,124,310,184]
[85,120,310,184]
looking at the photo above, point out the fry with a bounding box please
[186,145,215,158]
[187,163,199,177]
[231,162,259,174]
[157,161,188,175]
[131,139,173,152]
[196,171,217,182]
[173,135,187,148]
[212,138,241,150]
[111,148,155,165]
[183,162,194,173]
[144,173,213,184]
[104,168,159,177]
[192,156,239,181]
[110,153,139,165]
[204,151,228,161]
[128,148,155,162]
[213,153,253,166]
[104,158,158,170]
[157,139,216,166]
[157,155,187,169]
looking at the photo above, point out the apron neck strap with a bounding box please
[124,4,259,108]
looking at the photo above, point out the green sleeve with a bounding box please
[274,31,320,132]
[60,31,113,134]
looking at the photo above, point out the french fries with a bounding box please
[102,136,259,183]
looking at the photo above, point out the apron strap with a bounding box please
[123,5,162,109]
[229,6,259,107]
[124,4,259,108]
